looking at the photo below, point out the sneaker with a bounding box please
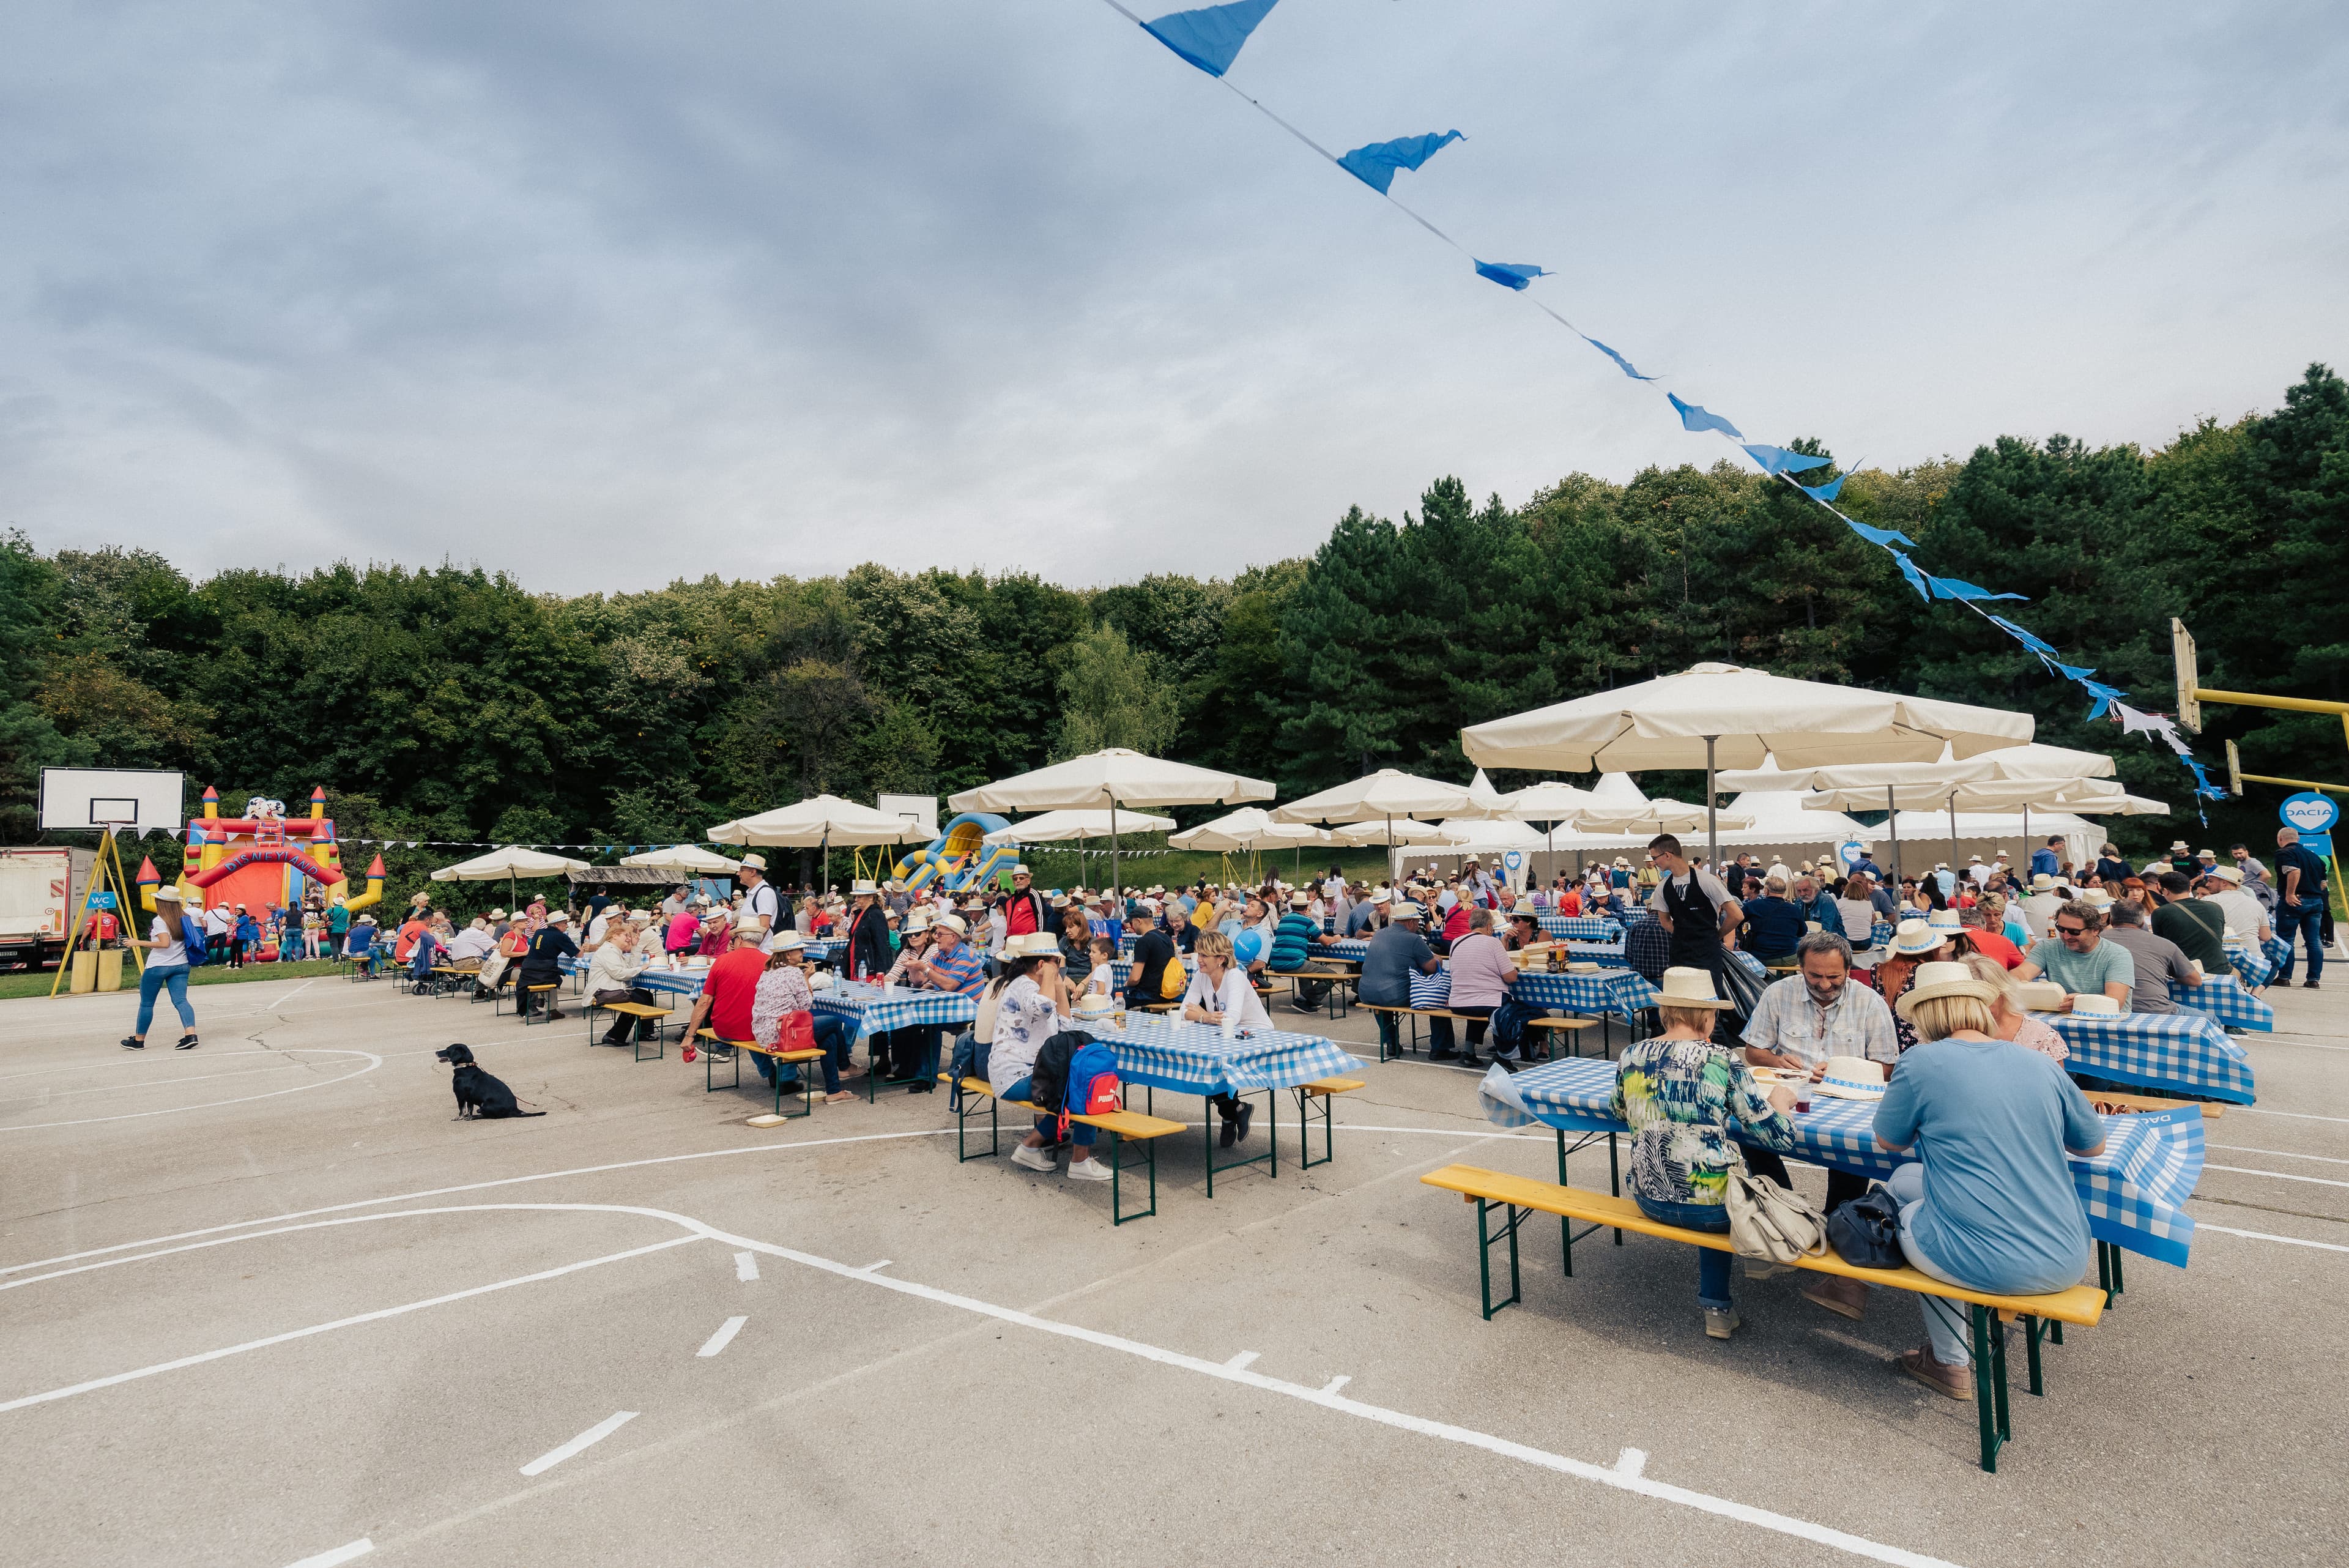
[1234,1102,1254,1142]
[1065,1155,1115,1182]
[1219,1117,1238,1148]
[1897,1345,1973,1400]
[1704,1307,1742,1340]
[1010,1142,1058,1173]
[120,1037,145,1050]
[175,1035,199,1050]
[2306,979,2321,990]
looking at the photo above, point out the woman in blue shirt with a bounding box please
[1879,961,2106,1400]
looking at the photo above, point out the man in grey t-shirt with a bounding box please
[2099,899,2202,1016]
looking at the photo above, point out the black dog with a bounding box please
[435,1043,545,1120]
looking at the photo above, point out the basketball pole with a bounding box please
[47,827,145,999]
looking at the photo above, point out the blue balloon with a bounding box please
[1233,930,1265,966]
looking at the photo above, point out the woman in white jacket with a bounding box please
[1181,929,1272,1148]
[989,932,1114,1183]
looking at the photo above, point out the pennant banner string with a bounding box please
[1108,0,2224,812]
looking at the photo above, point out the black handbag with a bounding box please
[1825,1184,1906,1270]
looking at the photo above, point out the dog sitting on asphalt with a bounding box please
[434,1043,545,1120]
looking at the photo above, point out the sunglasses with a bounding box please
[2054,924,2088,937]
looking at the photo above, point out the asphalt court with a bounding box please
[3,972,2346,1567]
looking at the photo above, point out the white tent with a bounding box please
[618,845,744,875]
[1881,811,2104,875]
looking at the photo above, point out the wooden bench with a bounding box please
[587,998,675,1060]
[1277,962,1356,1020]
[1360,1002,1475,1061]
[1524,1016,1605,1059]
[1293,1076,1363,1169]
[700,1030,826,1119]
[500,982,562,1022]
[942,1074,1186,1224]
[2076,1087,2224,1120]
[1422,1164,2107,1473]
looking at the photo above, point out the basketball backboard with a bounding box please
[39,768,185,831]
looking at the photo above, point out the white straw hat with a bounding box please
[770,929,805,951]
[1888,920,1945,957]
[1005,931,1061,959]
[1816,1055,1888,1101]
[2068,992,2123,1017]
[1894,959,1995,1019]
[1657,966,1733,1010]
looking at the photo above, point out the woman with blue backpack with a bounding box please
[121,884,200,1051]
[989,932,1117,1183]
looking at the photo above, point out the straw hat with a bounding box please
[1288,891,1310,907]
[2079,888,2113,908]
[1369,888,1392,905]
[903,912,932,934]
[547,910,570,924]
[2200,865,2242,885]
[2030,872,2055,892]
[488,908,508,920]
[1391,901,1425,921]
[1657,966,1733,1010]
[2068,992,2123,1017]
[770,929,805,952]
[154,884,182,904]
[1926,908,1962,934]
[1894,959,1995,1019]
[1005,931,1061,959]
[850,880,878,897]
[934,913,968,937]
[740,853,767,871]
[1816,1055,1889,1101]
[1888,920,1944,957]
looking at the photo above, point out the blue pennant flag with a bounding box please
[1338,130,1464,195]
[1473,259,1549,291]
[1667,393,1742,439]
[1581,336,1656,381]
[2047,659,2097,682]
[1141,0,1281,78]
[2080,680,2129,721]
[1841,513,1916,549]
[1742,444,1833,476]
[1987,615,2056,656]
[1800,472,1853,502]
[1891,552,1934,602]
[1929,576,2027,603]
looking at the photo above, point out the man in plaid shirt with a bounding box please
[896,913,987,1093]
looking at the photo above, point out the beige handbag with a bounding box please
[1722,1164,1829,1264]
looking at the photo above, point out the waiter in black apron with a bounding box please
[1646,833,1743,1044]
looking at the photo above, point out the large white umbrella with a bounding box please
[1499,779,1599,880]
[618,845,744,875]
[1274,768,1489,872]
[948,749,1273,896]
[430,844,592,911]
[1461,662,2033,864]
[1801,776,2136,883]
[1168,807,1330,852]
[1571,798,1756,840]
[708,794,923,891]
[980,809,1176,844]
[1330,819,1466,846]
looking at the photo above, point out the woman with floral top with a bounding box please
[1609,965,1800,1340]
[749,934,855,1104]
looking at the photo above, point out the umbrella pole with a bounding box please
[1883,786,1898,889]
[1948,793,1958,882]
[2022,803,2029,871]
[1705,735,1720,869]
[1109,800,1120,905]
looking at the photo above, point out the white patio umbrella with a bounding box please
[1570,798,1756,841]
[1802,776,2137,883]
[1273,768,1489,874]
[1500,779,1599,879]
[1461,662,2033,865]
[429,844,592,912]
[1168,806,1332,883]
[948,749,1273,897]
[982,808,1177,888]
[618,845,744,875]
[707,794,923,893]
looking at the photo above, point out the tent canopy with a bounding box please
[981,809,1175,846]
[618,845,743,874]
[707,795,919,848]
[429,845,590,882]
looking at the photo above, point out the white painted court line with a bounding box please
[0,1128,956,1279]
[861,1259,893,1273]
[733,1251,759,1282]
[267,979,318,1009]
[2239,1106,2349,1125]
[0,1230,700,1413]
[1319,1374,1351,1395]
[1224,1350,1260,1370]
[2209,1143,2349,1165]
[0,1049,380,1133]
[697,1317,748,1358]
[2203,1162,2349,1190]
[284,1539,373,1567]
[2193,1221,2349,1255]
[1615,1448,1648,1478]
[519,1411,637,1477]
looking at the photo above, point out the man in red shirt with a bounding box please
[1000,864,1049,941]
[682,927,803,1091]
[1961,901,2024,968]
[394,912,429,963]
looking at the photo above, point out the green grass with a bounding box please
[1003,844,1403,891]
[0,956,347,1001]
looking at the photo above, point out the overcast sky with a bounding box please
[5,1,2345,593]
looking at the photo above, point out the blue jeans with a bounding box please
[753,1050,805,1094]
[136,963,195,1035]
[2277,899,2326,983]
[1633,1192,1732,1310]
[1004,1075,1096,1146]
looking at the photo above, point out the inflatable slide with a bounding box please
[892,812,1021,893]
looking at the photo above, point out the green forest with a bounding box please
[4,363,2342,891]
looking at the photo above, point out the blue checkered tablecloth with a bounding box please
[1538,914,1625,942]
[1727,949,1770,983]
[2037,1008,2255,1104]
[2225,940,2274,989]
[2178,973,2274,1031]
[802,938,847,965]
[1479,1057,2205,1266]
[2262,933,2293,976]
[1076,1013,1361,1097]
[1513,967,1660,1028]
[812,979,979,1038]
[1310,937,1370,962]
[1108,955,1197,994]
[562,956,709,1001]
[1869,920,1895,950]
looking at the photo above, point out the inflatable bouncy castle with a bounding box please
[891,812,1021,893]
[139,786,384,926]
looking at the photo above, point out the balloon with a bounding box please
[1233,930,1265,966]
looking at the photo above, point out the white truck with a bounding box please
[0,846,101,971]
